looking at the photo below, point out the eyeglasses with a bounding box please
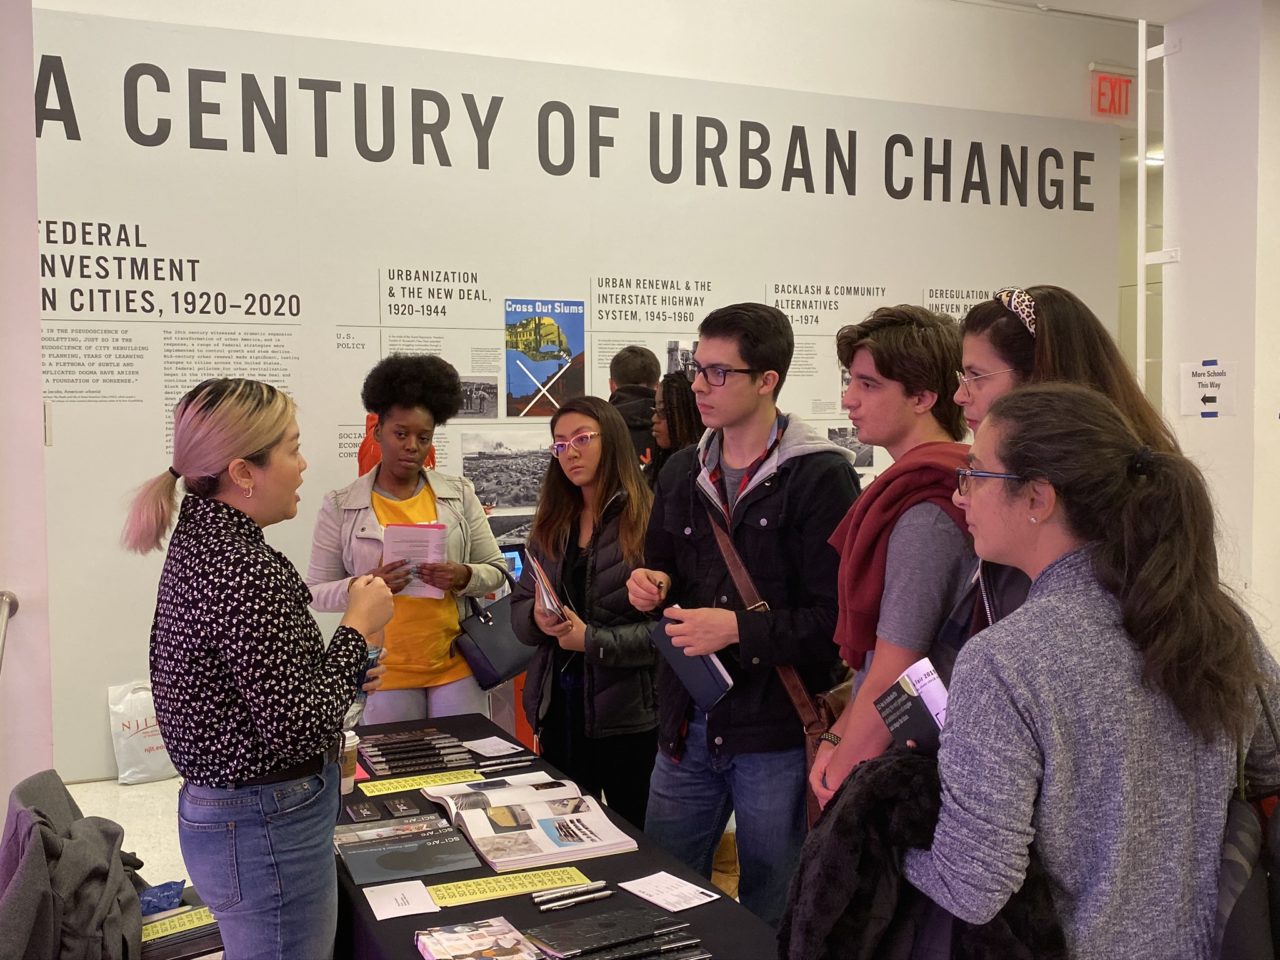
[954,368,1014,401]
[549,432,600,458]
[684,361,759,387]
[955,467,1024,496]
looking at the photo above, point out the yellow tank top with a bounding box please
[371,483,469,690]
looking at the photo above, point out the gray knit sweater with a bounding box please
[904,547,1280,960]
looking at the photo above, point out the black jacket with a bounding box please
[647,418,860,757]
[779,748,1065,960]
[608,384,657,463]
[931,560,1032,683]
[512,492,658,739]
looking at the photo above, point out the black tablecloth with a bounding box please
[335,714,778,960]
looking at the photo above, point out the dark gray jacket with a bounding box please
[512,492,658,739]
[0,769,146,960]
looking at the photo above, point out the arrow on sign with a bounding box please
[1201,394,1218,406]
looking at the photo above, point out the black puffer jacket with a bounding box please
[512,492,658,739]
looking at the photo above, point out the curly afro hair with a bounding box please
[361,353,463,425]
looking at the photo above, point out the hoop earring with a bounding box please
[243,486,254,500]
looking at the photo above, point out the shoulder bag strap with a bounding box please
[703,504,827,736]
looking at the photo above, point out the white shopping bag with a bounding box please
[108,680,178,784]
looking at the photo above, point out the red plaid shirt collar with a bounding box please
[702,416,786,515]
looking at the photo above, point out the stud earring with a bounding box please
[1029,516,1038,524]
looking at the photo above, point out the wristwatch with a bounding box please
[817,731,842,748]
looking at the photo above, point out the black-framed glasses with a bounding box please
[954,368,1014,401]
[955,466,1024,495]
[549,431,600,458]
[684,361,759,387]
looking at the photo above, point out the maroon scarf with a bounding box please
[828,441,970,669]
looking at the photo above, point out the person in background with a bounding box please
[607,344,661,462]
[511,396,658,828]
[627,303,859,926]
[940,284,1181,645]
[810,306,972,808]
[905,383,1280,959]
[307,354,507,723]
[123,378,394,960]
[644,371,706,488]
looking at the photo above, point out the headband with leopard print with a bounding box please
[994,287,1037,337]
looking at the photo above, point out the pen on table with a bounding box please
[539,889,614,912]
[532,880,607,903]
[478,760,534,774]
[478,757,532,773]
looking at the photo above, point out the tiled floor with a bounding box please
[67,776,188,887]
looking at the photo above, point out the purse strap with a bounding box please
[464,562,518,619]
[703,505,827,737]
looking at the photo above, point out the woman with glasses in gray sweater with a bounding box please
[905,383,1280,960]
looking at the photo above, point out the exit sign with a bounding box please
[1092,71,1133,118]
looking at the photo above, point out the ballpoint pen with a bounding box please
[538,889,615,912]
[531,880,607,903]
[479,760,534,774]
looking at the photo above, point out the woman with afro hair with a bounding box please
[307,354,507,722]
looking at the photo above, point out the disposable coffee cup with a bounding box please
[340,731,360,795]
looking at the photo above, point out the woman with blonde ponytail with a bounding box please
[904,383,1280,960]
[124,378,394,960]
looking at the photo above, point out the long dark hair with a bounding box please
[962,285,1179,453]
[988,383,1258,741]
[529,396,652,567]
[645,373,706,485]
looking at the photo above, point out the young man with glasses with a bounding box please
[810,305,976,809]
[627,302,860,927]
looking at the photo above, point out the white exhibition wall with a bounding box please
[30,2,1125,780]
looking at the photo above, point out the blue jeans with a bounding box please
[644,715,806,927]
[177,762,341,960]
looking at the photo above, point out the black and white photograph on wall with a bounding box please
[462,427,550,509]
[840,364,853,395]
[827,427,874,468]
[666,339,698,376]
[457,378,499,418]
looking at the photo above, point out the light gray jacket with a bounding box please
[305,467,507,620]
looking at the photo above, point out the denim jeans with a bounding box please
[644,715,807,927]
[177,761,341,960]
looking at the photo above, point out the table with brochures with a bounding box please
[335,714,778,960]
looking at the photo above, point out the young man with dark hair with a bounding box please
[627,302,859,926]
[607,344,661,462]
[810,304,975,806]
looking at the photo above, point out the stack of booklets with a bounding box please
[139,904,223,960]
[415,917,541,960]
[358,727,472,776]
[420,772,638,872]
[524,905,710,959]
[334,813,480,885]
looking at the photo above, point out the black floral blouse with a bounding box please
[150,495,365,787]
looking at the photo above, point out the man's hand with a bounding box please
[809,741,838,808]
[627,568,671,612]
[662,606,738,656]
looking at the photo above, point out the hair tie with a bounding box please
[994,287,1038,337]
[168,466,181,479]
[1129,446,1154,478]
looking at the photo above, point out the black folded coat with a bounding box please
[778,747,1066,960]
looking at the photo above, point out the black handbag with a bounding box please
[1216,686,1280,959]
[452,565,533,691]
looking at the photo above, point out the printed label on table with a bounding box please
[619,871,721,912]
[427,867,590,908]
[141,906,216,942]
[359,769,483,797]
